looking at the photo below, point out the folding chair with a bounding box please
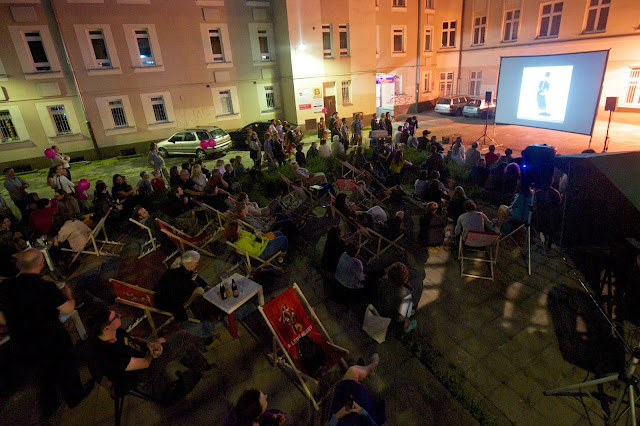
[62,208,124,264]
[109,278,200,337]
[337,159,389,204]
[279,173,326,219]
[458,230,501,281]
[194,200,259,234]
[497,192,536,275]
[225,239,283,275]
[128,218,160,259]
[155,218,216,259]
[258,284,349,410]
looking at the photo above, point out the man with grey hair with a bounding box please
[465,141,482,167]
[0,249,93,417]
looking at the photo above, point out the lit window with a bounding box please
[0,110,19,142]
[265,86,276,109]
[424,27,432,52]
[393,0,406,6]
[624,68,640,106]
[150,96,168,122]
[322,25,333,58]
[48,106,72,135]
[258,30,270,61]
[109,100,128,127]
[341,81,352,105]
[503,10,520,42]
[209,29,225,62]
[24,31,51,71]
[469,71,482,97]
[538,2,563,38]
[88,30,111,68]
[219,90,234,115]
[441,21,456,47]
[425,0,435,9]
[439,72,454,97]
[422,71,432,93]
[393,28,405,53]
[134,29,155,66]
[584,0,610,33]
[339,25,349,56]
[472,16,486,46]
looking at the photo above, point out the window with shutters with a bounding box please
[584,0,610,33]
[48,106,72,135]
[538,2,563,38]
[503,10,520,42]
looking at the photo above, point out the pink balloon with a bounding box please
[200,140,209,149]
[77,192,88,201]
[44,148,56,159]
[208,139,216,148]
[322,108,327,114]
[77,179,90,191]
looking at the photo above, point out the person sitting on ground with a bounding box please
[29,198,58,237]
[414,170,429,200]
[222,388,288,426]
[54,189,83,221]
[177,169,204,198]
[501,148,515,164]
[165,186,199,233]
[422,179,449,206]
[290,162,328,185]
[233,202,297,241]
[392,126,403,149]
[328,353,385,425]
[387,151,413,186]
[322,225,347,275]
[0,215,22,276]
[383,210,406,238]
[465,141,481,167]
[447,186,468,223]
[331,135,345,157]
[377,262,417,333]
[468,158,489,186]
[86,305,211,402]
[454,199,497,241]
[349,146,367,170]
[416,129,431,151]
[485,144,500,167]
[169,166,181,187]
[214,159,225,176]
[52,213,91,254]
[203,170,235,211]
[233,156,246,178]
[334,242,369,296]
[92,181,124,221]
[295,143,306,167]
[484,162,507,192]
[534,181,562,250]
[150,170,166,195]
[136,171,153,197]
[423,144,445,175]
[418,201,445,248]
[497,184,533,235]
[318,138,332,158]
[191,164,208,188]
[112,174,138,204]
[224,221,288,262]
[502,162,521,195]
[307,141,319,161]
[450,136,466,164]
[223,164,242,193]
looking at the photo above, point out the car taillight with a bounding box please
[450,105,454,109]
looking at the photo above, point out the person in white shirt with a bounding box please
[450,137,466,164]
[290,162,327,186]
[318,138,332,158]
[48,165,75,195]
[331,135,345,157]
[53,214,91,252]
[392,126,403,150]
[51,145,72,180]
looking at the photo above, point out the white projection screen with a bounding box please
[495,51,609,135]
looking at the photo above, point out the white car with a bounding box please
[156,126,232,160]
[434,96,470,116]
[463,98,496,119]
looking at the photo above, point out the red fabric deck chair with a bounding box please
[155,218,216,259]
[258,284,349,410]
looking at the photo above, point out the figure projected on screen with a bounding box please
[537,72,551,116]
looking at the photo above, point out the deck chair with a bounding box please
[225,239,283,275]
[497,191,537,275]
[128,218,160,259]
[109,278,200,337]
[155,218,216,259]
[259,284,349,410]
[279,173,326,219]
[458,230,501,281]
[62,208,124,264]
[337,159,389,204]
[194,200,259,234]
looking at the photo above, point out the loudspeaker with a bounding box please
[485,91,492,103]
[605,97,618,112]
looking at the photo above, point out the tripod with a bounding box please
[603,109,613,152]
[474,111,494,146]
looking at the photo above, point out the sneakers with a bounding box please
[404,319,418,333]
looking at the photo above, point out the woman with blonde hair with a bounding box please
[191,164,207,188]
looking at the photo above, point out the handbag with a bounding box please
[362,304,392,344]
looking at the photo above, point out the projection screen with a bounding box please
[495,51,609,135]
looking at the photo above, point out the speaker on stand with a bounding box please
[603,97,617,153]
[474,91,494,146]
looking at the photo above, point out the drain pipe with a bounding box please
[414,0,422,113]
[47,0,102,159]
[456,0,465,95]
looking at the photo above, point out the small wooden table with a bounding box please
[203,273,264,338]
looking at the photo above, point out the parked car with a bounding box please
[463,98,496,119]
[156,126,232,160]
[434,96,470,116]
[228,121,303,149]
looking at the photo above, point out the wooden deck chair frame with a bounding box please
[337,159,390,204]
[458,231,501,281]
[225,240,283,275]
[258,283,349,411]
[109,278,200,337]
[128,218,160,259]
[195,200,260,234]
[279,173,325,218]
[155,218,216,257]
[62,208,124,264]
[497,192,537,276]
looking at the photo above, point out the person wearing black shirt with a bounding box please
[177,169,203,197]
[165,186,198,233]
[0,249,93,417]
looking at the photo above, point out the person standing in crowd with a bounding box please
[4,167,30,215]
[340,117,350,152]
[47,165,75,195]
[148,142,169,182]
[385,112,393,136]
[0,249,94,418]
[352,113,364,147]
[249,130,262,171]
[50,145,72,180]
[317,116,326,138]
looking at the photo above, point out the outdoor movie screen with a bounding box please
[494,51,609,135]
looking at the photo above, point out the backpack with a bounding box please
[298,336,325,377]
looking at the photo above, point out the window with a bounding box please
[134,29,155,66]
[503,10,520,42]
[48,106,72,135]
[249,24,275,63]
[24,31,51,71]
[322,25,333,58]
[0,110,19,143]
[258,30,270,60]
[472,16,486,46]
[88,30,111,68]
[439,72,454,97]
[584,0,610,33]
[264,86,276,109]
[469,71,482,97]
[338,25,349,56]
[109,100,128,127]
[393,28,405,53]
[441,21,456,47]
[219,90,234,115]
[140,92,175,128]
[209,29,225,62]
[341,81,352,105]
[624,68,640,106]
[423,27,432,52]
[150,96,168,122]
[538,2,563,38]
[422,71,432,93]
[425,0,435,9]
[393,0,406,6]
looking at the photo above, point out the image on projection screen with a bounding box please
[517,66,573,123]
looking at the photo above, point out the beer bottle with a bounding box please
[232,279,239,298]
[220,282,227,300]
